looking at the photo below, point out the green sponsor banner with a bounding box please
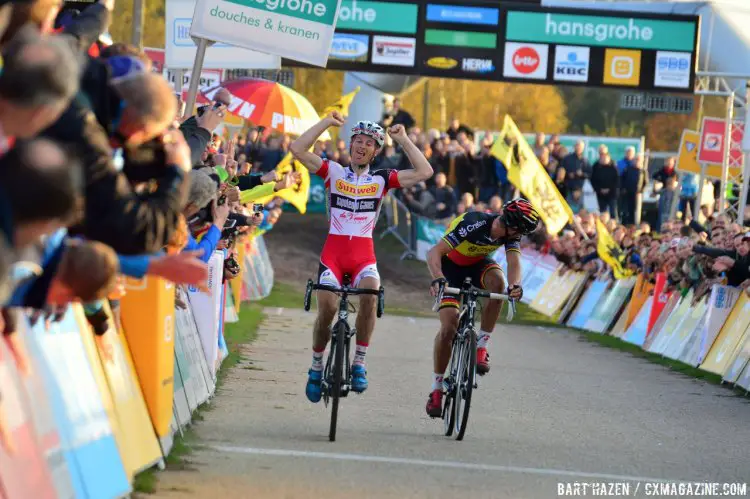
[226,0,338,25]
[415,217,446,260]
[506,11,696,52]
[336,0,418,34]
[307,175,328,213]
[424,29,497,49]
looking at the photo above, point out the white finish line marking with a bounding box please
[209,445,683,483]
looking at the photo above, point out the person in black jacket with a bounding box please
[621,154,647,225]
[430,172,457,220]
[590,146,619,219]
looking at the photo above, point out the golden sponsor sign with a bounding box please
[427,57,457,69]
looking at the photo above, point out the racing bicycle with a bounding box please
[434,278,515,441]
[304,275,385,442]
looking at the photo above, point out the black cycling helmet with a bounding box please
[501,198,541,235]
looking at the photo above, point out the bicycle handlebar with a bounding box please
[443,287,509,302]
[432,284,516,322]
[310,283,381,296]
[304,279,385,318]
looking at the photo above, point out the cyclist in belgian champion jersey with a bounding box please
[424,199,541,417]
[290,110,433,403]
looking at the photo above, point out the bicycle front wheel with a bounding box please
[329,320,347,442]
[454,328,476,441]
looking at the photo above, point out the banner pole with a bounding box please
[184,38,210,119]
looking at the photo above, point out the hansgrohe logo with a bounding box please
[544,13,654,43]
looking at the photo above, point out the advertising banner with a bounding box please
[120,277,177,438]
[415,216,445,261]
[646,272,671,335]
[647,291,692,355]
[622,296,653,347]
[643,292,679,351]
[92,305,162,478]
[723,334,750,384]
[299,2,698,91]
[188,251,224,377]
[625,274,653,330]
[567,278,608,329]
[0,339,57,499]
[530,270,586,317]
[698,118,745,167]
[190,0,343,67]
[25,307,130,499]
[696,285,740,365]
[175,304,214,406]
[519,254,559,304]
[736,361,750,391]
[662,297,707,361]
[165,0,280,69]
[700,294,750,376]
[582,277,635,333]
[172,324,193,428]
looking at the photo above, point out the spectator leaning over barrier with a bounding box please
[41,61,191,255]
[0,139,83,301]
[0,31,81,150]
[183,169,229,263]
[590,145,619,220]
[477,144,500,202]
[561,140,589,210]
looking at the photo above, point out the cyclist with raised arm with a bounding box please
[424,199,541,417]
[290,110,433,403]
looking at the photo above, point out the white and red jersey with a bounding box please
[317,159,401,239]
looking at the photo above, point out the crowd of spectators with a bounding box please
[0,0,297,339]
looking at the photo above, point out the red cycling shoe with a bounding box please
[425,389,443,418]
[477,347,490,375]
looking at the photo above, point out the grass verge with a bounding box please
[580,331,724,385]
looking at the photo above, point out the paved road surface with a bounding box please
[151,308,750,499]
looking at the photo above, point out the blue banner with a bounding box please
[426,4,499,25]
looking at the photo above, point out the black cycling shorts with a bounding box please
[439,256,504,310]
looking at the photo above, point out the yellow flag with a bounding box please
[490,115,573,234]
[595,219,632,279]
[252,87,361,214]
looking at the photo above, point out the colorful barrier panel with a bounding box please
[567,278,608,329]
[517,254,558,304]
[647,291,693,355]
[25,306,131,499]
[189,251,224,379]
[622,296,654,347]
[724,334,750,384]
[530,270,586,317]
[93,303,162,479]
[0,230,277,497]
[643,292,680,351]
[583,278,635,333]
[695,286,740,365]
[647,273,671,335]
[624,274,654,330]
[662,296,708,361]
[0,337,58,499]
[120,276,177,438]
[700,294,750,376]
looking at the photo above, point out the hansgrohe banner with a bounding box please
[506,11,697,52]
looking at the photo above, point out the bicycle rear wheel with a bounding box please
[329,320,347,442]
[454,328,476,441]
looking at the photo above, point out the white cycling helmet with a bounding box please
[351,120,385,148]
